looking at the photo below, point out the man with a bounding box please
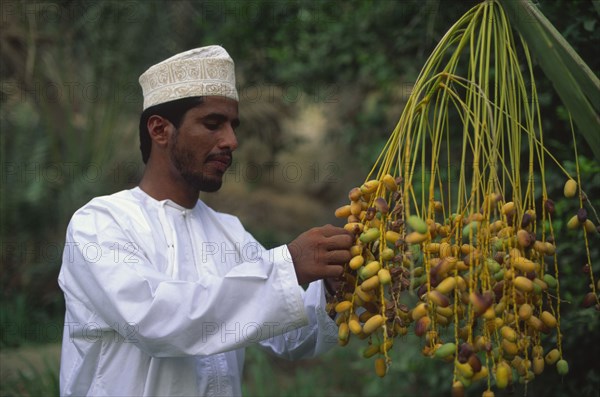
[58,46,352,396]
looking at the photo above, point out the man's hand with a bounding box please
[288,224,353,285]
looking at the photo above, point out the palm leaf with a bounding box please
[499,0,600,161]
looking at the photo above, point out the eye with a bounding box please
[204,123,220,131]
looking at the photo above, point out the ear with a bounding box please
[147,115,174,147]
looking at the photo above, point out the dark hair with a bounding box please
[139,97,205,164]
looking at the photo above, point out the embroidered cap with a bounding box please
[139,45,238,110]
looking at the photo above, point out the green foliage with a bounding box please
[242,336,455,397]
[243,325,600,396]
[1,1,143,337]
[0,352,60,397]
[500,0,600,160]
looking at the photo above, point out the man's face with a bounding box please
[169,96,239,192]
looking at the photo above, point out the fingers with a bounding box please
[290,224,354,284]
[320,224,352,238]
[323,264,344,279]
[324,249,352,265]
[319,227,353,265]
[324,233,354,250]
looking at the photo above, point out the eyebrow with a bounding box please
[200,113,240,129]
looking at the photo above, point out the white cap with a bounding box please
[138,45,238,110]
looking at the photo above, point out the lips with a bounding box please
[205,153,232,172]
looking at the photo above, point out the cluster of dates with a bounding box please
[328,175,597,396]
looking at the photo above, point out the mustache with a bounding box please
[206,151,233,165]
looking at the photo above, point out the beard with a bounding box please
[169,131,230,193]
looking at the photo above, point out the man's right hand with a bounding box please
[287,224,353,285]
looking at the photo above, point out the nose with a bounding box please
[219,123,238,152]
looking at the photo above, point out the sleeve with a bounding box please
[58,202,310,358]
[257,280,339,360]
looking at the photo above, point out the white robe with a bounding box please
[58,187,338,396]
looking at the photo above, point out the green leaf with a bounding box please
[499,0,600,161]
[593,0,600,16]
[583,19,596,32]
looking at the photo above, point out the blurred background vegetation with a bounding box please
[0,0,598,396]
